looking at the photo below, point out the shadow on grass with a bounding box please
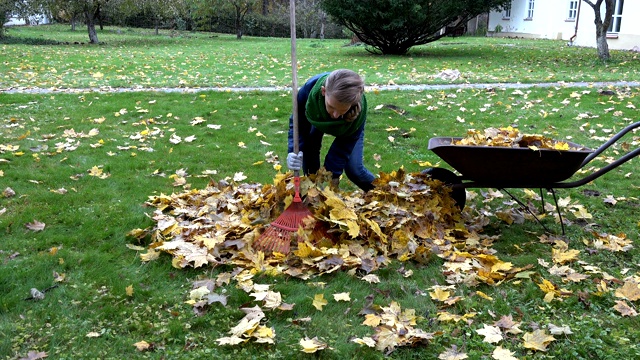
[0,36,63,45]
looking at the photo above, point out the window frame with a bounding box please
[567,0,578,21]
[525,0,535,20]
[503,1,512,19]
[607,0,624,34]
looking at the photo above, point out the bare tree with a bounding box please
[581,0,615,61]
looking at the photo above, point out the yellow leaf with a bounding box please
[522,329,555,351]
[299,336,328,353]
[363,314,382,327]
[139,248,160,262]
[476,291,493,301]
[125,285,134,297]
[352,336,376,347]
[552,248,580,264]
[538,279,558,295]
[133,340,150,351]
[333,292,351,302]
[570,205,592,219]
[215,336,247,345]
[429,288,451,302]
[312,293,328,311]
[614,280,640,301]
[253,326,276,344]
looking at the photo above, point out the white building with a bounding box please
[488,0,639,51]
[4,13,50,26]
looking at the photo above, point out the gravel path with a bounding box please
[2,81,640,94]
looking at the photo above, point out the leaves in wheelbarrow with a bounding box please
[455,126,578,151]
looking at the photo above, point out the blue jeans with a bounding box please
[301,127,375,191]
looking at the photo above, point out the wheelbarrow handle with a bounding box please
[555,147,640,189]
[580,121,640,167]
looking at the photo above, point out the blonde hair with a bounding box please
[325,69,364,122]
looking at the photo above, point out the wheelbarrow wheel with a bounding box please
[422,167,466,209]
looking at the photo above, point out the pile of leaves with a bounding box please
[454,126,580,151]
[131,168,526,283]
[128,168,537,353]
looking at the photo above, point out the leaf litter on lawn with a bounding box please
[129,167,537,353]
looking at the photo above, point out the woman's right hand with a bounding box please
[286,151,303,170]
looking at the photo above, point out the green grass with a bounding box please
[1,25,640,359]
[1,24,639,90]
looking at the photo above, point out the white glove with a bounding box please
[286,151,303,170]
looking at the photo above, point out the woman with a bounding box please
[286,69,375,191]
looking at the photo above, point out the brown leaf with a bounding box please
[19,350,48,360]
[438,345,468,360]
[25,220,46,232]
[613,300,638,317]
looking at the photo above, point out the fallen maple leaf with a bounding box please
[361,274,380,284]
[351,336,376,347]
[312,293,328,311]
[19,351,48,360]
[476,324,503,344]
[333,292,351,302]
[299,336,328,353]
[547,323,573,335]
[438,345,468,359]
[613,300,638,317]
[492,346,518,360]
[522,329,555,351]
[133,340,151,351]
[429,287,452,302]
[552,248,580,264]
[614,280,640,301]
[215,336,246,345]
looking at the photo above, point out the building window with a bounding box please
[503,2,512,19]
[526,0,535,19]
[608,0,624,33]
[567,0,578,20]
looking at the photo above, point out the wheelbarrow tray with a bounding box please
[428,137,594,187]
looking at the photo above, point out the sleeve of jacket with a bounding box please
[288,74,325,153]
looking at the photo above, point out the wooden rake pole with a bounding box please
[252,0,314,254]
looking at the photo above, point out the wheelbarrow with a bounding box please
[425,121,640,234]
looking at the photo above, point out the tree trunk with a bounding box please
[595,24,610,61]
[319,11,326,39]
[235,7,243,39]
[85,10,99,44]
[583,0,614,61]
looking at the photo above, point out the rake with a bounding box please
[252,0,314,254]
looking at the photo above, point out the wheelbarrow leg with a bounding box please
[502,188,554,234]
[503,188,566,236]
[548,188,566,236]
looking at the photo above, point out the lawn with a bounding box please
[0,25,639,359]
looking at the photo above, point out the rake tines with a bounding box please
[253,198,314,254]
